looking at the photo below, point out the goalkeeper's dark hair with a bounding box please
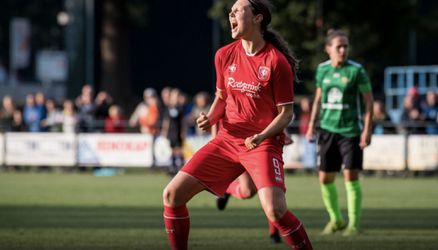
[325,29,349,46]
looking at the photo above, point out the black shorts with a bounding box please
[168,133,183,148]
[317,129,363,172]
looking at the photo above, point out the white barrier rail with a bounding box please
[1,133,437,171]
[408,135,438,171]
[363,135,406,171]
[77,134,154,167]
[5,133,76,166]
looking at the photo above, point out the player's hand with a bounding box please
[245,134,263,150]
[359,130,372,149]
[305,127,315,143]
[284,134,294,145]
[196,112,211,132]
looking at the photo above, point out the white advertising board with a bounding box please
[153,136,172,167]
[363,135,405,171]
[78,134,153,167]
[183,135,211,160]
[5,132,75,166]
[408,135,438,171]
[283,135,302,169]
[0,134,4,165]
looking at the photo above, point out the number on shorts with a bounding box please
[272,158,282,183]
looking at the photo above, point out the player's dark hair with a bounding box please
[248,0,299,77]
[325,29,349,46]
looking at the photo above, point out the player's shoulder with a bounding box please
[266,43,289,66]
[216,40,240,58]
[316,60,332,74]
[345,59,364,70]
[317,60,332,69]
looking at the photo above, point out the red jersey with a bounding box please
[215,40,294,139]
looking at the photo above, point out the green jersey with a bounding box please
[315,60,372,137]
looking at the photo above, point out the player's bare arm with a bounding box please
[306,88,322,142]
[245,104,294,150]
[196,89,226,132]
[360,91,374,149]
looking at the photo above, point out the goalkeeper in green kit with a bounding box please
[306,29,374,236]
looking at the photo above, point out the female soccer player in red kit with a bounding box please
[162,0,313,249]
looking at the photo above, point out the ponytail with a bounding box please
[248,0,299,81]
[263,29,299,79]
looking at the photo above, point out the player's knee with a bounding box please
[264,203,286,221]
[162,186,177,207]
[240,187,257,199]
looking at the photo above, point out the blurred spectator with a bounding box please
[74,84,95,132]
[104,105,126,133]
[179,91,193,118]
[161,88,185,175]
[139,88,160,135]
[94,91,114,129]
[42,99,63,132]
[77,93,96,132]
[177,91,193,137]
[400,95,416,133]
[130,88,159,134]
[298,97,311,135]
[75,84,94,107]
[23,94,44,132]
[161,86,172,109]
[11,110,27,132]
[0,95,15,132]
[188,91,211,136]
[35,92,47,126]
[61,100,77,133]
[159,86,172,130]
[0,59,7,85]
[421,90,438,134]
[407,86,421,109]
[401,96,425,134]
[298,97,316,169]
[372,100,396,134]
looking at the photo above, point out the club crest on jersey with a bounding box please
[341,76,350,85]
[228,63,237,73]
[258,66,270,81]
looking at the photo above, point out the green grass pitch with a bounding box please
[0,171,437,250]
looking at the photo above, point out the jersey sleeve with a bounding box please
[357,67,372,93]
[273,56,294,106]
[214,49,225,91]
[315,65,323,88]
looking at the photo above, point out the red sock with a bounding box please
[268,220,279,236]
[163,205,190,250]
[272,211,313,250]
[225,181,246,199]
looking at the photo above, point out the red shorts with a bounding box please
[181,133,286,197]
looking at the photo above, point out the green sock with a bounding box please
[345,180,362,229]
[320,182,343,223]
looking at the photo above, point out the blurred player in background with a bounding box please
[306,29,374,236]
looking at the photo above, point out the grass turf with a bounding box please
[0,171,437,249]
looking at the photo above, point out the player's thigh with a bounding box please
[237,172,257,197]
[318,131,342,172]
[182,137,244,196]
[338,135,363,170]
[163,171,206,207]
[241,145,286,192]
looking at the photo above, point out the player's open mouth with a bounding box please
[231,22,238,32]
